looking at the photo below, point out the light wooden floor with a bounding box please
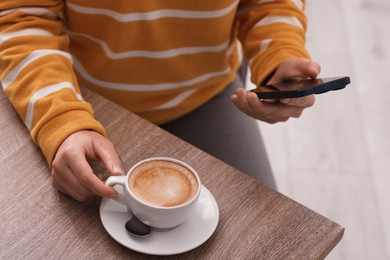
[248,0,390,259]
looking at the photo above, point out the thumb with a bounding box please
[292,59,321,79]
[306,61,321,79]
[270,58,321,84]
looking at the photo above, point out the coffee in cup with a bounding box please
[106,157,201,229]
[128,160,198,207]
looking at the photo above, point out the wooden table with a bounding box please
[0,88,344,259]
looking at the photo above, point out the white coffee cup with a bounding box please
[106,157,201,229]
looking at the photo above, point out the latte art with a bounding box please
[128,160,198,207]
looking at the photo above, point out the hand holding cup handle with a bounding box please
[106,176,128,205]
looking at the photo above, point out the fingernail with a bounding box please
[112,165,123,175]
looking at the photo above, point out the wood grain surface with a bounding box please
[0,88,344,259]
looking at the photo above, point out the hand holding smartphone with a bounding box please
[250,76,351,99]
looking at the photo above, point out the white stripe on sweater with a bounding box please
[1,50,73,90]
[0,7,56,17]
[0,29,53,45]
[25,82,82,129]
[64,29,228,59]
[255,16,303,28]
[152,89,198,110]
[73,57,230,91]
[260,39,272,53]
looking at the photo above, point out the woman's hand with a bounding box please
[231,58,321,123]
[51,130,123,201]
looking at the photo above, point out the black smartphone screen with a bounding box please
[250,76,351,99]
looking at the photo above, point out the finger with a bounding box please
[54,174,93,202]
[231,94,246,114]
[299,60,321,79]
[307,61,321,79]
[291,109,303,118]
[252,98,304,122]
[51,164,94,201]
[93,139,123,176]
[289,59,319,79]
[246,92,263,112]
[65,152,118,199]
[246,93,284,122]
[233,89,305,123]
[274,59,320,82]
[270,104,304,121]
[280,95,315,108]
[231,94,239,107]
[232,88,250,111]
[236,88,249,106]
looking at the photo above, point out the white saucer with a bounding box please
[100,185,219,255]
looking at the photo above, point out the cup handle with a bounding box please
[106,176,127,205]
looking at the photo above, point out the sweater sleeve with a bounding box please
[0,1,105,165]
[236,0,311,86]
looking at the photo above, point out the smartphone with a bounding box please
[250,76,351,99]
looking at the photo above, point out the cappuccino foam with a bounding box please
[128,160,198,207]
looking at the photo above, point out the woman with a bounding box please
[0,0,320,201]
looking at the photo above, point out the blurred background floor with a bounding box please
[247,0,390,259]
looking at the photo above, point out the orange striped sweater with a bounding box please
[0,0,310,164]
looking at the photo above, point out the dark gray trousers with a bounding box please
[161,77,276,189]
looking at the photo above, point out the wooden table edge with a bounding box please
[319,226,345,259]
